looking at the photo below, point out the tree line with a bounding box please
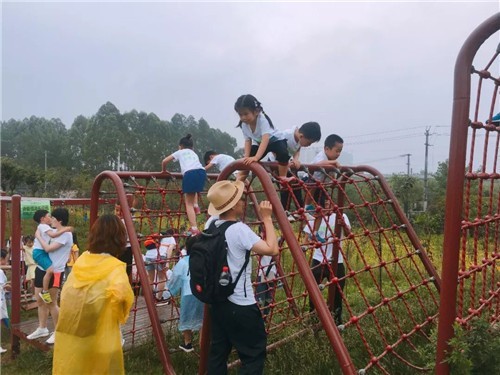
[1,102,239,196]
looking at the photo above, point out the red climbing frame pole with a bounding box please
[219,160,357,375]
[436,12,500,375]
[91,170,176,375]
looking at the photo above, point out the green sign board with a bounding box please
[21,200,51,220]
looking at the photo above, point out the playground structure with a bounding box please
[1,12,498,375]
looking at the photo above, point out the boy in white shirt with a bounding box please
[204,151,238,178]
[304,134,344,241]
[304,208,351,325]
[275,122,321,219]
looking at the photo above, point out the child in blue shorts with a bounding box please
[162,134,207,235]
[32,210,72,304]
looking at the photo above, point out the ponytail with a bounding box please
[179,133,194,149]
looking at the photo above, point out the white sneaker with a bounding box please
[27,327,49,340]
[287,214,296,222]
[46,332,55,345]
[0,347,7,354]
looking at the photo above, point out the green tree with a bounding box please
[0,157,26,193]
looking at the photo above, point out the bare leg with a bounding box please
[48,288,59,327]
[184,193,198,229]
[182,330,193,345]
[34,287,49,329]
[156,268,167,300]
[42,267,53,292]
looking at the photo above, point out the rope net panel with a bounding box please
[91,161,440,374]
[436,14,499,373]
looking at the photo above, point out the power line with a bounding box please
[347,132,422,145]
[342,126,428,139]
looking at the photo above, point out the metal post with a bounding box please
[44,151,47,192]
[424,128,431,211]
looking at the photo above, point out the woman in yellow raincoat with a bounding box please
[53,214,134,375]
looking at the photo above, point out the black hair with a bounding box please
[160,228,175,236]
[234,94,274,129]
[204,150,217,165]
[299,122,321,143]
[51,207,70,226]
[0,248,7,259]
[23,235,35,244]
[72,232,79,246]
[33,209,49,224]
[179,134,194,149]
[185,235,199,256]
[324,134,344,149]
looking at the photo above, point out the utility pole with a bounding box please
[44,151,47,193]
[423,127,432,211]
[400,153,412,218]
[400,153,411,175]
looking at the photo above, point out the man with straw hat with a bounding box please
[206,180,279,375]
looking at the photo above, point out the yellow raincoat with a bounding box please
[53,251,134,375]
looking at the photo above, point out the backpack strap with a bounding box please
[216,221,250,294]
[233,249,251,289]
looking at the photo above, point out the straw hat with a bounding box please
[207,180,245,216]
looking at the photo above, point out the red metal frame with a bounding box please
[435,12,500,375]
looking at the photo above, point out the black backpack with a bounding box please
[189,220,250,304]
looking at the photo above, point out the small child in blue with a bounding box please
[162,134,206,235]
[32,209,72,304]
[234,94,290,181]
[167,235,203,353]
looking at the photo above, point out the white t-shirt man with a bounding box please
[212,220,260,306]
[171,149,204,174]
[47,232,74,272]
[304,213,351,264]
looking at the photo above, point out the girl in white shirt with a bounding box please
[234,94,290,181]
[162,134,206,235]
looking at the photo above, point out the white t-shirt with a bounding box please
[211,154,235,171]
[171,149,204,174]
[304,213,350,264]
[257,255,276,280]
[34,223,53,249]
[240,113,281,146]
[48,232,73,272]
[312,150,329,180]
[214,220,260,306]
[159,236,176,257]
[275,126,300,154]
[0,269,7,320]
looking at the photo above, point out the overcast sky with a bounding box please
[2,1,499,174]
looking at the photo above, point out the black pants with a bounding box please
[250,139,289,164]
[119,246,133,277]
[309,260,345,322]
[280,172,304,210]
[208,301,267,375]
